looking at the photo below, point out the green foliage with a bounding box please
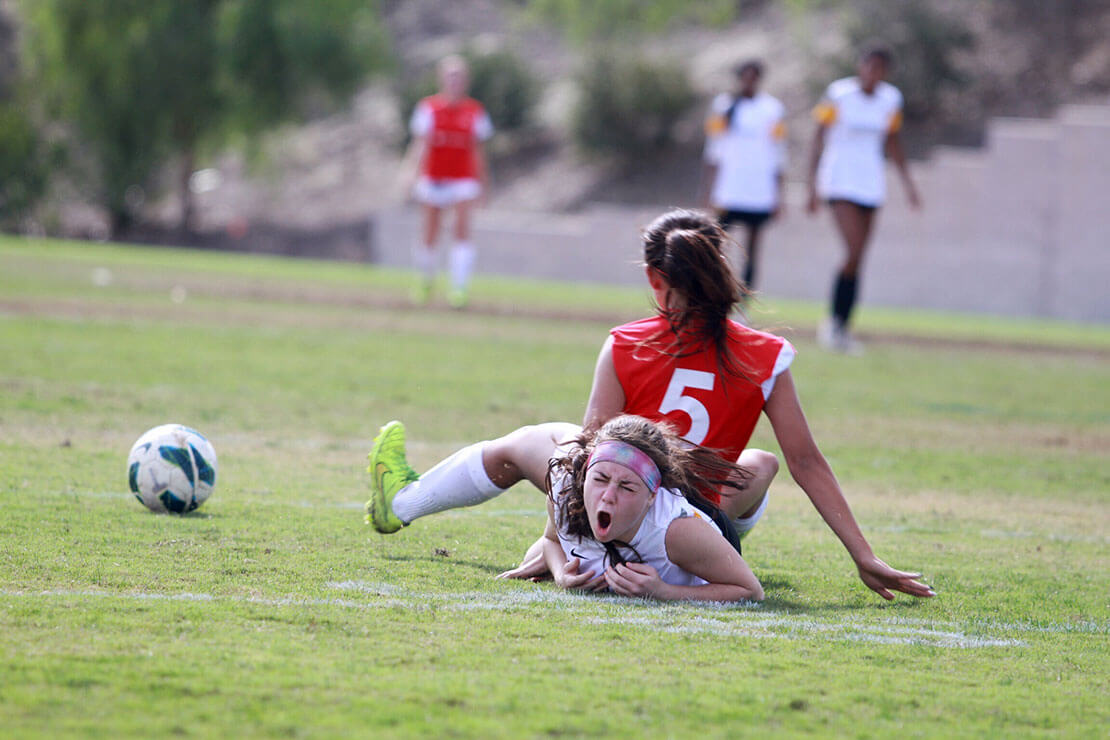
[19,0,390,233]
[1,237,1109,737]
[0,101,48,227]
[396,48,538,146]
[823,0,974,129]
[526,0,736,43]
[570,48,695,159]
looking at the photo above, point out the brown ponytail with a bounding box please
[640,209,750,380]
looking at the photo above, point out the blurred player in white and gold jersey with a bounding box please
[700,59,786,296]
[806,42,921,354]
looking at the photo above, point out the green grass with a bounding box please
[1,235,1108,738]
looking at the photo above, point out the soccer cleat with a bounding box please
[365,420,419,534]
[411,278,433,306]
[447,288,469,309]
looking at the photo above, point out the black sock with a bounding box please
[742,256,756,291]
[832,273,858,327]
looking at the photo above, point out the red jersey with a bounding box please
[611,315,794,465]
[410,94,493,180]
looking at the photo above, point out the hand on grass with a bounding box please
[496,551,551,582]
[856,555,935,600]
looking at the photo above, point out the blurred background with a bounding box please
[2,0,1108,321]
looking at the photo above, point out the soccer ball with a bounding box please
[127,424,217,514]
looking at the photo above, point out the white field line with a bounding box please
[8,582,1104,648]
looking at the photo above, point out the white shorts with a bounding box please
[413,177,482,208]
[733,492,769,540]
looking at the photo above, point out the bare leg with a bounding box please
[482,422,580,490]
[452,200,474,242]
[828,201,877,330]
[422,204,443,248]
[740,223,764,293]
[487,422,580,582]
[718,449,779,521]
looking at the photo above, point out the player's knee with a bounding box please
[747,449,779,483]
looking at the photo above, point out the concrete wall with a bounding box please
[371,104,1110,323]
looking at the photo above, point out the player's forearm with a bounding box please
[806,127,826,187]
[541,533,567,575]
[787,451,874,562]
[654,581,762,603]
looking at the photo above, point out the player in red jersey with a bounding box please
[401,55,493,307]
[366,209,934,601]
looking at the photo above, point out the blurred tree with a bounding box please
[0,1,48,228]
[570,48,695,160]
[20,0,389,235]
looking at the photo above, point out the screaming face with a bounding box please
[582,460,656,543]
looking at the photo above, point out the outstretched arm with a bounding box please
[764,370,935,600]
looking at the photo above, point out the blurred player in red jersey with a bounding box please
[401,55,492,307]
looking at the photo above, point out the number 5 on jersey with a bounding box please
[658,368,715,445]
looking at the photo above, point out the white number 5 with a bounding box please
[658,368,715,445]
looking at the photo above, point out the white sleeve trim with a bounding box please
[760,340,795,401]
[410,101,432,138]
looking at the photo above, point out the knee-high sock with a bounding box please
[449,242,476,293]
[832,272,858,327]
[413,244,436,282]
[742,252,757,291]
[390,442,506,523]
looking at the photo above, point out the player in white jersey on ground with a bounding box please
[369,414,764,602]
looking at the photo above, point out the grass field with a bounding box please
[1,236,1108,738]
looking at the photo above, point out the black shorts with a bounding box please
[826,198,878,213]
[718,209,772,230]
[688,497,743,556]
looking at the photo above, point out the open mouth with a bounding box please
[596,510,611,533]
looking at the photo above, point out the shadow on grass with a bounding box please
[759,576,936,613]
[380,552,504,576]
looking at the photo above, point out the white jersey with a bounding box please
[552,476,722,589]
[814,77,904,207]
[704,92,786,212]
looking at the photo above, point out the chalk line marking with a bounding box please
[9,582,1099,649]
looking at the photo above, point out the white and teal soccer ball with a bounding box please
[127,424,217,514]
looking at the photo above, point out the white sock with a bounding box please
[733,492,769,541]
[449,242,476,293]
[412,244,436,282]
[390,441,506,523]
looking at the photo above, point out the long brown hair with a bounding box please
[546,415,751,547]
[640,208,752,380]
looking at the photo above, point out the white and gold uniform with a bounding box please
[813,77,904,207]
[704,92,787,213]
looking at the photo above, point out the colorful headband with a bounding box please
[586,440,662,493]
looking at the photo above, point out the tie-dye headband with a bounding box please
[585,440,662,493]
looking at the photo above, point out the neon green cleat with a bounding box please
[411,278,433,306]
[447,288,468,310]
[365,420,419,534]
